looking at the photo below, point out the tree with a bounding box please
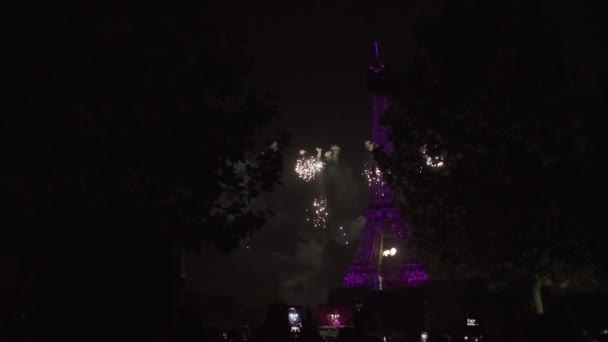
[1,3,288,255]
[378,0,605,315]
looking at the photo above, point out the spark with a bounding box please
[295,154,325,182]
[338,226,349,245]
[421,145,444,168]
[363,163,386,187]
[243,236,252,250]
[306,197,328,228]
[337,226,350,245]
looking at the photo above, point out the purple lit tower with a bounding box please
[343,42,427,290]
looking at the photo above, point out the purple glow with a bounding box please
[317,305,354,328]
[330,310,341,327]
[343,44,428,290]
[371,95,392,154]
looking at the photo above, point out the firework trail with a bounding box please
[315,147,323,160]
[330,145,340,163]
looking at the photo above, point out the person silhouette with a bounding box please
[175,308,205,342]
[524,314,577,342]
[300,307,323,342]
[254,302,290,342]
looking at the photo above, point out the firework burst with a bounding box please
[306,197,328,228]
[363,163,386,187]
[295,151,324,182]
[421,145,444,168]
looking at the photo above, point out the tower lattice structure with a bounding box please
[343,43,427,291]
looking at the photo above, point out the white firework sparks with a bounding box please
[306,197,328,228]
[335,226,350,245]
[363,163,386,187]
[421,145,445,168]
[295,155,325,182]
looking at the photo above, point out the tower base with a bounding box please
[343,264,428,290]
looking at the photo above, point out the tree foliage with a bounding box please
[378,0,606,312]
[2,3,288,253]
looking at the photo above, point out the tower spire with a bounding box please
[374,41,380,59]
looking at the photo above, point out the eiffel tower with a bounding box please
[343,42,427,291]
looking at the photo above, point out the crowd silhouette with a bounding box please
[0,207,601,342]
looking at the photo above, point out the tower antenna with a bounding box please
[374,41,380,59]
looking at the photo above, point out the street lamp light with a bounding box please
[383,248,397,257]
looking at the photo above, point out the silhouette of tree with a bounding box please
[379,0,606,315]
[31,207,178,341]
[176,308,206,342]
[2,2,288,255]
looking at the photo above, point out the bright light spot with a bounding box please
[421,145,445,168]
[329,310,341,327]
[383,248,397,257]
[363,163,386,187]
[295,155,324,182]
[306,197,328,228]
[289,308,302,333]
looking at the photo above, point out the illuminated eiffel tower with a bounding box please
[343,42,427,291]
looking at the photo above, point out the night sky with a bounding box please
[186,0,606,311]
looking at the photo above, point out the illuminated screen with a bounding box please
[467,318,478,326]
[317,304,353,328]
[288,306,303,333]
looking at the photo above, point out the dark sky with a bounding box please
[186,0,606,312]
